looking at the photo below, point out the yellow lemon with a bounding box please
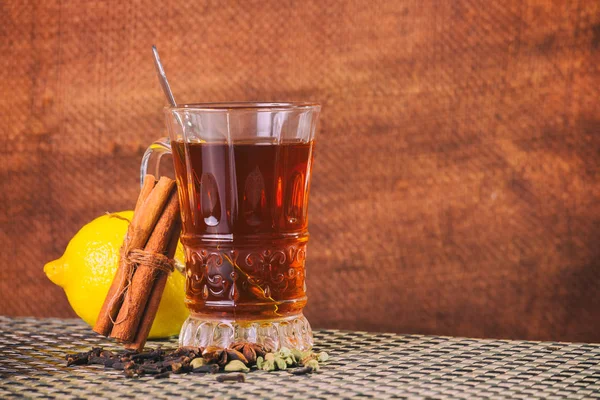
[44,211,188,338]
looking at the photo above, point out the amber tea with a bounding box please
[172,140,315,319]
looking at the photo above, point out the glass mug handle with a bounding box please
[140,137,172,186]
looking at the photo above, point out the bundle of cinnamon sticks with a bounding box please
[94,174,182,351]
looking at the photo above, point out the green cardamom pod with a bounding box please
[256,356,264,369]
[278,347,292,358]
[275,357,287,370]
[285,356,294,366]
[317,352,329,362]
[300,350,314,364]
[190,358,206,369]
[261,359,276,372]
[306,359,319,372]
[265,353,275,362]
[301,355,317,365]
[291,349,303,363]
[224,360,250,373]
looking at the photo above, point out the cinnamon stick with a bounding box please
[125,205,182,351]
[127,177,176,247]
[135,175,158,212]
[93,175,157,336]
[110,187,180,343]
[93,176,175,336]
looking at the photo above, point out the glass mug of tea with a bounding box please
[141,102,320,350]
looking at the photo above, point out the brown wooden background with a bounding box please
[1,0,599,342]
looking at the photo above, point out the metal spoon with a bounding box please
[152,45,177,107]
[151,45,196,218]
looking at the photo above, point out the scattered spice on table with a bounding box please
[216,373,245,383]
[65,343,328,381]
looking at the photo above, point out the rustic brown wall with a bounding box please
[1,0,599,342]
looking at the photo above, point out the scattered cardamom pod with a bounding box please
[291,349,303,363]
[256,356,264,369]
[317,352,329,362]
[275,357,287,370]
[224,360,250,373]
[190,358,206,369]
[301,352,317,365]
[265,353,275,362]
[306,359,320,372]
[279,347,292,358]
[261,359,276,372]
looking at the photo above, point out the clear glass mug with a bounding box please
[141,102,320,350]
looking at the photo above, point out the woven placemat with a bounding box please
[0,317,599,399]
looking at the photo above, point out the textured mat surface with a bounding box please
[1,317,599,399]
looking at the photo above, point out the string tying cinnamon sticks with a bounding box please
[127,250,174,275]
[93,174,182,351]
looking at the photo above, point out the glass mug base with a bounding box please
[178,312,314,351]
